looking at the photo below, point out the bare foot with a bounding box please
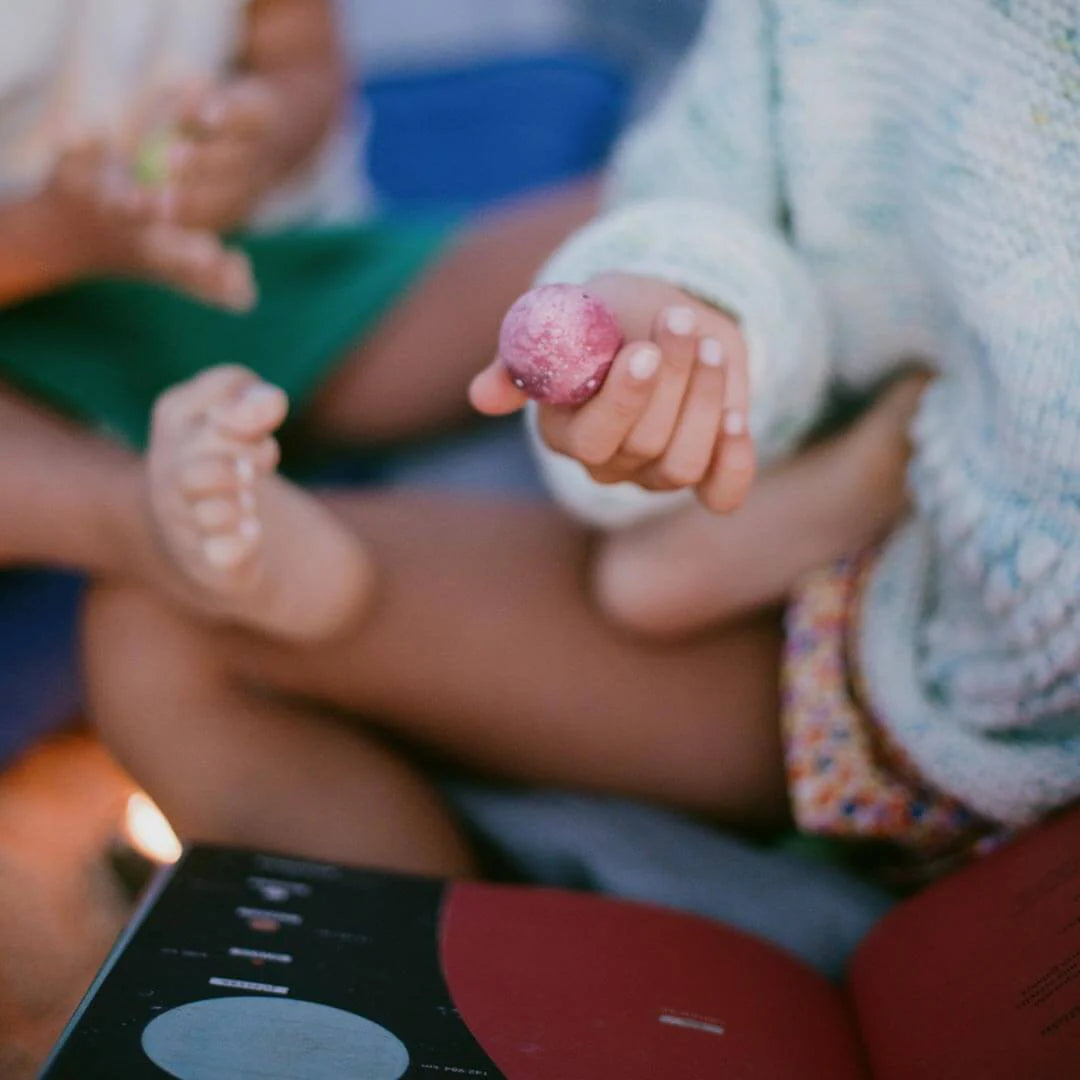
[593,371,932,638]
[825,370,933,552]
[145,365,372,642]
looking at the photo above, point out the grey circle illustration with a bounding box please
[141,996,410,1079]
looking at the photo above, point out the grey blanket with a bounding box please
[448,785,892,980]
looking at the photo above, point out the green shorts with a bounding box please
[0,218,456,448]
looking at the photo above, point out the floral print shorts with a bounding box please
[781,552,1004,881]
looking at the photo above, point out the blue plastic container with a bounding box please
[0,571,83,764]
[366,53,626,210]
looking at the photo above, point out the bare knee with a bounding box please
[592,536,698,641]
[82,583,255,837]
[82,583,218,737]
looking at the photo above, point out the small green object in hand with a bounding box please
[133,131,171,187]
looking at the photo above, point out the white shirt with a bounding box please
[0,0,366,224]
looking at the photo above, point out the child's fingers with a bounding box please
[140,225,220,276]
[719,326,751,450]
[53,138,109,193]
[117,185,159,224]
[216,251,258,311]
[185,78,275,139]
[168,179,246,234]
[56,140,151,221]
[97,160,154,221]
[699,420,756,514]
[177,86,215,137]
[645,336,727,488]
[159,138,255,230]
[697,338,756,513]
[178,84,225,136]
[468,360,530,416]
[548,340,662,467]
[167,138,250,185]
[615,305,698,466]
[139,226,255,311]
[218,80,276,136]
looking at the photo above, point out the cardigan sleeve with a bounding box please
[526,0,830,528]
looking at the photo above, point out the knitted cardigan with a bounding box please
[528,0,1080,829]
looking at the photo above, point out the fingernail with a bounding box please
[723,410,747,436]
[628,344,661,381]
[235,456,255,485]
[665,306,696,335]
[698,337,725,367]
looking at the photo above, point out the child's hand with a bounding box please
[46,139,256,311]
[162,78,278,233]
[471,273,756,515]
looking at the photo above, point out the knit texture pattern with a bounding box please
[529,0,1080,827]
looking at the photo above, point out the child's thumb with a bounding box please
[469,359,530,415]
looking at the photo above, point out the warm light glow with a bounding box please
[124,791,182,864]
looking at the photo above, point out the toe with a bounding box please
[246,436,281,476]
[153,365,259,435]
[177,454,243,500]
[203,521,261,570]
[177,435,276,500]
[191,496,242,533]
[212,382,289,442]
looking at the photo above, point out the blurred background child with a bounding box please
[0,0,596,628]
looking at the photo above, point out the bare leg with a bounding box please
[84,583,474,875]
[85,494,787,872]
[0,180,595,577]
[87,375,923,870]
[242,494,788,820]
[0,381,146,574]
[594,374,930,637]
[84,344,925,875]
[303,179,600,445]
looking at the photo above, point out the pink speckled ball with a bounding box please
[498,284,623,406]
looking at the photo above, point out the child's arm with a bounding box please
[474,2,830,528]
[472,272,757,518]
[0,141,253,309]
[164,0,347,233]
